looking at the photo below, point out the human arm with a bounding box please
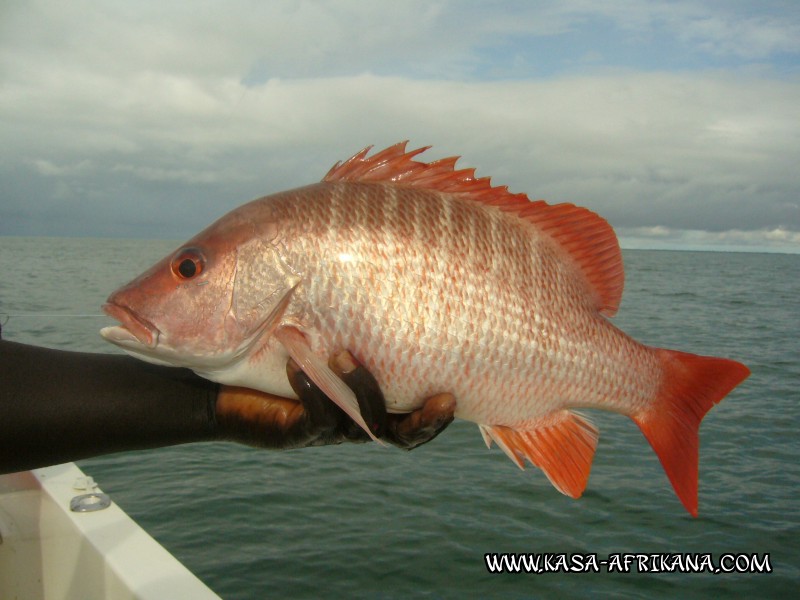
[0,339,454,474]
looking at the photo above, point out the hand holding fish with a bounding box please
[216,350,455,450]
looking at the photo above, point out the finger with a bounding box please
[286,358,341,431]
[287,356,372,444]
[329,351,388,438]
[386,393,456,449]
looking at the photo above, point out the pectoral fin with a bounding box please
[275,326,383,444]
[479,410,599,498]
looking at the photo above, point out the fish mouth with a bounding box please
[101,303,160,349]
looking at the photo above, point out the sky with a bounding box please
[1,0,799,252]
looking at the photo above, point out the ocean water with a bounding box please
[1,237,797,598]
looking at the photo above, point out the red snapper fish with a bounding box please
[102,142,749,516]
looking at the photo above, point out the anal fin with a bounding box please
[480,411,599,498]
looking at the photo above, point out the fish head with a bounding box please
[101,202,300,373]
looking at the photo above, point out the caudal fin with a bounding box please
[631,349,749,517]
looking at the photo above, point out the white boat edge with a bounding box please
[0,462,221,599]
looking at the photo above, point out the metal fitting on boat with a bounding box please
[70,476,111,512]
[70,492,112,512]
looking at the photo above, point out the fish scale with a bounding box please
[277,182,648,424]
[102,142,749,515]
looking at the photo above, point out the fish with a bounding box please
[101,142,750,516]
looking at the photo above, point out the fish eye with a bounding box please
[171,248,206,280]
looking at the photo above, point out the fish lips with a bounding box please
[101,303,161,349]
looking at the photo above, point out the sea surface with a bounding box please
[1,237,798,599]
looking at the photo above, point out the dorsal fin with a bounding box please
[519,201,624,316]
[324,142,624,316]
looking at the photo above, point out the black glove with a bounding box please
[216,350,455,451]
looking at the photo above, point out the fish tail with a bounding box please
[631,349,750,517]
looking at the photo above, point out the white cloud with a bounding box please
[3,70,799,239]
[31,159,93,177]
[3,1,797,85]
[0,1,798,248]
[619,226,800,253]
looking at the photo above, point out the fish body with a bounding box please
[102,143,749,515]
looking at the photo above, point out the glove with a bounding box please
[215,350,455,450]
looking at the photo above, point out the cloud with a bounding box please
[0,1,798,251]
[3,1,797,82]
[619,226,800,252]
[31,159,94,178]
[561,0,800,61]
[671,6,800,59]
[4,71,797,234]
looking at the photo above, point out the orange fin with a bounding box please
[479,410,599,498]
[324,142,623,315]
[632,349,750,517]
[518,201,623,315]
